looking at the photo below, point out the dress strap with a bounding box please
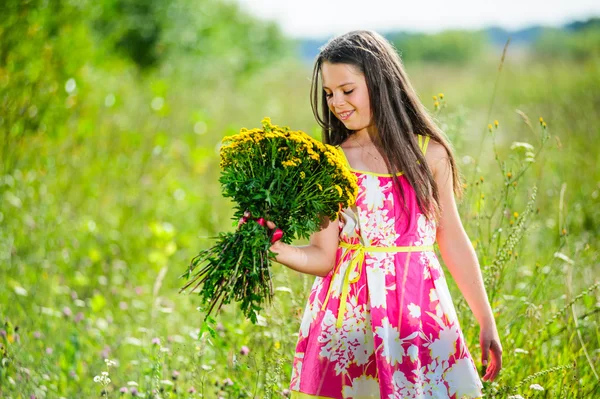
[335,145,352,169]
[417,134,431,154]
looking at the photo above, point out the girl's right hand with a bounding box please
[237,211,285,244]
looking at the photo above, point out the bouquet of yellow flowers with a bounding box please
[179,117,358,323]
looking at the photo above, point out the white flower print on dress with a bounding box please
[408,303,421,318]
[290,354,303,390]
[366,252,395,276]
[414,213,436,246]
[360,175,391,211]
[375,317,405,367]
[318,296,373,375]
[389,369,423,399]
[445,358,483,398]
[407,344,419,362]
[343,375,380,399]
[366,263,387,309]
[426,324,459,362]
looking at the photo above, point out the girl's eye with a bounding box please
[325,90,353,98]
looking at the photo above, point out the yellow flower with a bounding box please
[300,171,306,179]
[434,101,440,108]
[317,183,323,191]
[539,116,544,123]
[334,185,343,197]
[439,93,444,99]
[513,212,519,218]
[507,172,512,178]
[488,124,493,132]
[432,95,438,101]
[494,120,499,128]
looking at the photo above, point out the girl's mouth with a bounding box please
[339,110,354,120]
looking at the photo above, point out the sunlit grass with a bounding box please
[1,46,599,398]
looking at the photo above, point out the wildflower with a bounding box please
[119,387,128,394]
[507,172,512,178]
[222,378,233,386]
[488,124,493,133]
[46,347,53,355]
[74,312,84,323]
[529,383,544,391]
[188,387,196,394]
[494,119,499,128]
[317,183,323,191]
[33,331,42,339]
[104,359,117,367]
[172,370,180,380]
[240,345,250,355]
[334,185,343,197]
[130,387,139,396]
[432,95,437,101]
[542,121,547,129]
[480,176,484,182]
[480,194,485,199]
[62,306,72,317]
[300,171,306,179]
[434,101,440,108]
[151,337,161,346]
[539,116,544,124]
[513,212,519,218]
[439,93,444,99]
[562,228,567,235]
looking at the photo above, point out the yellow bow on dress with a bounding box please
[321,241,434,329]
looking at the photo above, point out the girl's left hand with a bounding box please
[479,322,502,382]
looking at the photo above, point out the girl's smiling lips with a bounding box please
[338,110,354,120]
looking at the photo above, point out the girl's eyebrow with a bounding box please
[322,82,354,90]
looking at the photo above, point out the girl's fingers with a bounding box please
[266,220,276,229]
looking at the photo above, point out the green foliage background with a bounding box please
[0,1,598,397]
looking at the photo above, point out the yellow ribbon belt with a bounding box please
[321,241,434,329]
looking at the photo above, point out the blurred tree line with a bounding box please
[0,0,292,175]
[532,17,600,61]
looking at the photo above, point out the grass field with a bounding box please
[1,35,599,398]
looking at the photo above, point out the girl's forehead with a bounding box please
[321,62,363,87]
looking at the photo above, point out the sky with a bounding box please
[234,0,600,39]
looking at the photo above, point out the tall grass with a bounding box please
[1,42,599,398]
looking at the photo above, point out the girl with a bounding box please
[265,30,502,398]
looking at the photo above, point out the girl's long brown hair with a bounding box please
[310,30,464,224]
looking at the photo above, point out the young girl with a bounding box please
[266,30,502,398]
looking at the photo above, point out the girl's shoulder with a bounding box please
[422,138,449,178]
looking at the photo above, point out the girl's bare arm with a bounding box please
[268,216,340,277]
[427,141,502,381]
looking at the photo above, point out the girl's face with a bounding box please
[321,62,372,133]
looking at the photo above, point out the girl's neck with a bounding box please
[352,126,378,146]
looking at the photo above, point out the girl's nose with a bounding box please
[333,93,346,107]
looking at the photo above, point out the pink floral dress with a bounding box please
[290,135,484,399]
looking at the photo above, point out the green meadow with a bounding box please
[1,1,599,398]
